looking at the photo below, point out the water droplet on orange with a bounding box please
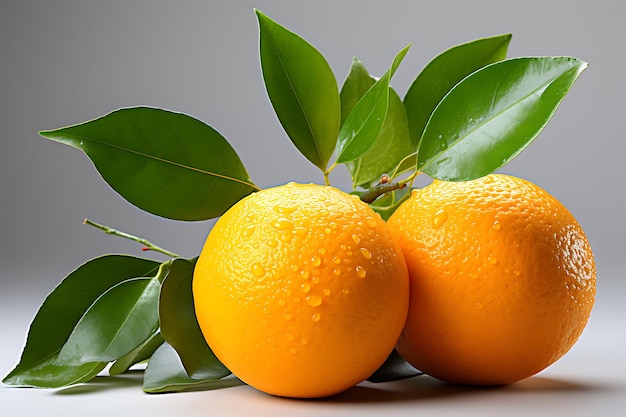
[360,248,372,260]
[323,288,331,296]
[251,263,265,277]
[300,270,310,280]
[365,217,377,228]
[333,269,341,276]
[332,257,341,265]
[488,255,497,265]
[243,225,255,237]
[307,295,322,307]
[356,266,367,278]
[293,226,307,236]
[301,282,311,293]
[432,209,448,228]
[283,313,293,320]
[493,221,502,231]
[311,256,321,267]
[318,248,326,255]
[278,299,286,306]
[289,347,297,354]
[311,313,321,322]
[352,234,360,244]
[273,205,296,215]
[273,218,293,230]
[266,238,278,248]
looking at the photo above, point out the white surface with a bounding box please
[2,274,625,417]
[2,1,625,415]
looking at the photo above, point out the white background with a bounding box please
[1,1,624,415]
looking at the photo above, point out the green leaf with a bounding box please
[257,9,340,171]
[159,258,231,380]
[335,44,411,164]
[404,34,512,145]
[3,255,160,387]
[143,343,241,394]
[367,349,423,383]
[417,57,587,181]
[340,58,413,187]
[340,58,375,125]
[40,107,258,221]
[57,269,165,365]
[368,187,411,221]
[109,331,164,375]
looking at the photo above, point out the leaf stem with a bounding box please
[323,163,337,186]
[359,172,418,204]
[83,218,181,258]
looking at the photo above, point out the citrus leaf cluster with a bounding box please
[4,9,586,393]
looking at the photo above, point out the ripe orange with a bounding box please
[387,174,596,385]
[192,182,409,398]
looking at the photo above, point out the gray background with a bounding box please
[1,1,625,415]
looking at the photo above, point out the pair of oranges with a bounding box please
[192,174,596,398]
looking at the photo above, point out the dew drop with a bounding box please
[432,209,448,229]
[289,264,298,272]
[280,234,292,243]
[493,221,502,231]
[488,255,497,265]
[300,338,308,345]
[329,222,337,229]
[307,295,322,307]
[342,288,350,295]
[243,225,255,237]
[323,288,331,296]
[356,266,367,278]
[294,226,308,236]
[278,299,286,306]
[266,238,278,248]
[300,270,310,280]
[352,234,360,245]
[283,313,293,320]
[289,347,297,354]
[311,313,321,322]
[332,257,341,265]
[333,269,341,276]
[318,248,326,255]
[360,248,372,260]
[286,334,294,342]
[319,209,329,217]
[311,256,322,267]
[273,218,293,230]
[301,282,311,293]
[324,228,332,234]
[513,270,521,277]
[251,263,265,277]
[273,205,297,215]
[312,276,320,284]
[365,217,377,228]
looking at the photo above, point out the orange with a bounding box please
[192,182,409,398]
[386,174,596,385]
